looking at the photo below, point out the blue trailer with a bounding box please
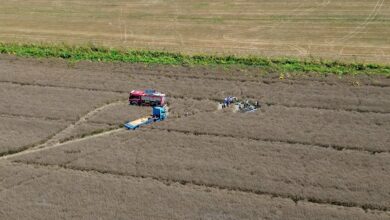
[124,106,167,130]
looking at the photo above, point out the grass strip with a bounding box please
[0,42,389,75]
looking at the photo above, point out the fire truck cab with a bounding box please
[129,89,166,106]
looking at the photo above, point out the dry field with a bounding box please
[0,0,390,63]
[0,55,389,219]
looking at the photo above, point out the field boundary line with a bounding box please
[151,127,389,154]
[1,43,389,76]
[10,160,390,213]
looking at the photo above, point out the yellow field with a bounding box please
[1,0,389,63]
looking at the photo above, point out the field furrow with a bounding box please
[2,161,389,220]
[1,57,390,114]
[157,106,390,152]
[10,129,390,211]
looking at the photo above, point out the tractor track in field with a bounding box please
[1,80,389,114]
[4,112,385,162]
[8,116,379,164]
[0,100,126,160]
[1,127,123,161]
[0,100,186,160]
[10,160,390,213]
[41,100,126,146]
[151,127,390,155]
[1,90,387,161]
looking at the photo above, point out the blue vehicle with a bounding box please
[124,106,167,130]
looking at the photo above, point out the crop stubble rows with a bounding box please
[156,106,390,153]
[2,161,389,220]
[1,56,390,114]
[0,56,390,218]
[0,0,389,63]
[11,129,390,211]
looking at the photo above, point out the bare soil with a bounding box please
[0,56,389,219]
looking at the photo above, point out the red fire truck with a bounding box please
[129,89,166,106]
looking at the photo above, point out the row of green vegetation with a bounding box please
[0,42,389,75]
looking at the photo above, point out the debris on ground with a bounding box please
[219,97,260,113]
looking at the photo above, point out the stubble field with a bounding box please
[0,55,389,219]
[0,0,389,63]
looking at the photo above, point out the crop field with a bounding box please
[0,0,390,63]
[0,55,389,219]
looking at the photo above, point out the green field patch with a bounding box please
[0,42,389,76]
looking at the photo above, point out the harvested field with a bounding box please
[157,105,390,152]
[51,122,118,144]
[1,55,390,113]
[0,116,65,156]
[0,55,390,219]
[0,0,390,63]
[1,162,388,220]
[0,82,121,121]
[12,130,390,211]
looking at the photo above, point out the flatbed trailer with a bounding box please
[124,106,167,130]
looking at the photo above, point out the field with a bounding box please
[0,0,390,63]
[0,55,389,219]
[1,0,390,218]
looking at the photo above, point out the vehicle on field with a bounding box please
[124,106,167,130]
[129,89,166,106]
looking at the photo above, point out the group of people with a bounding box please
[221,96,260,110]
[222,96,236,108]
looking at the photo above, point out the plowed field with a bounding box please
[0,55,389,219]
